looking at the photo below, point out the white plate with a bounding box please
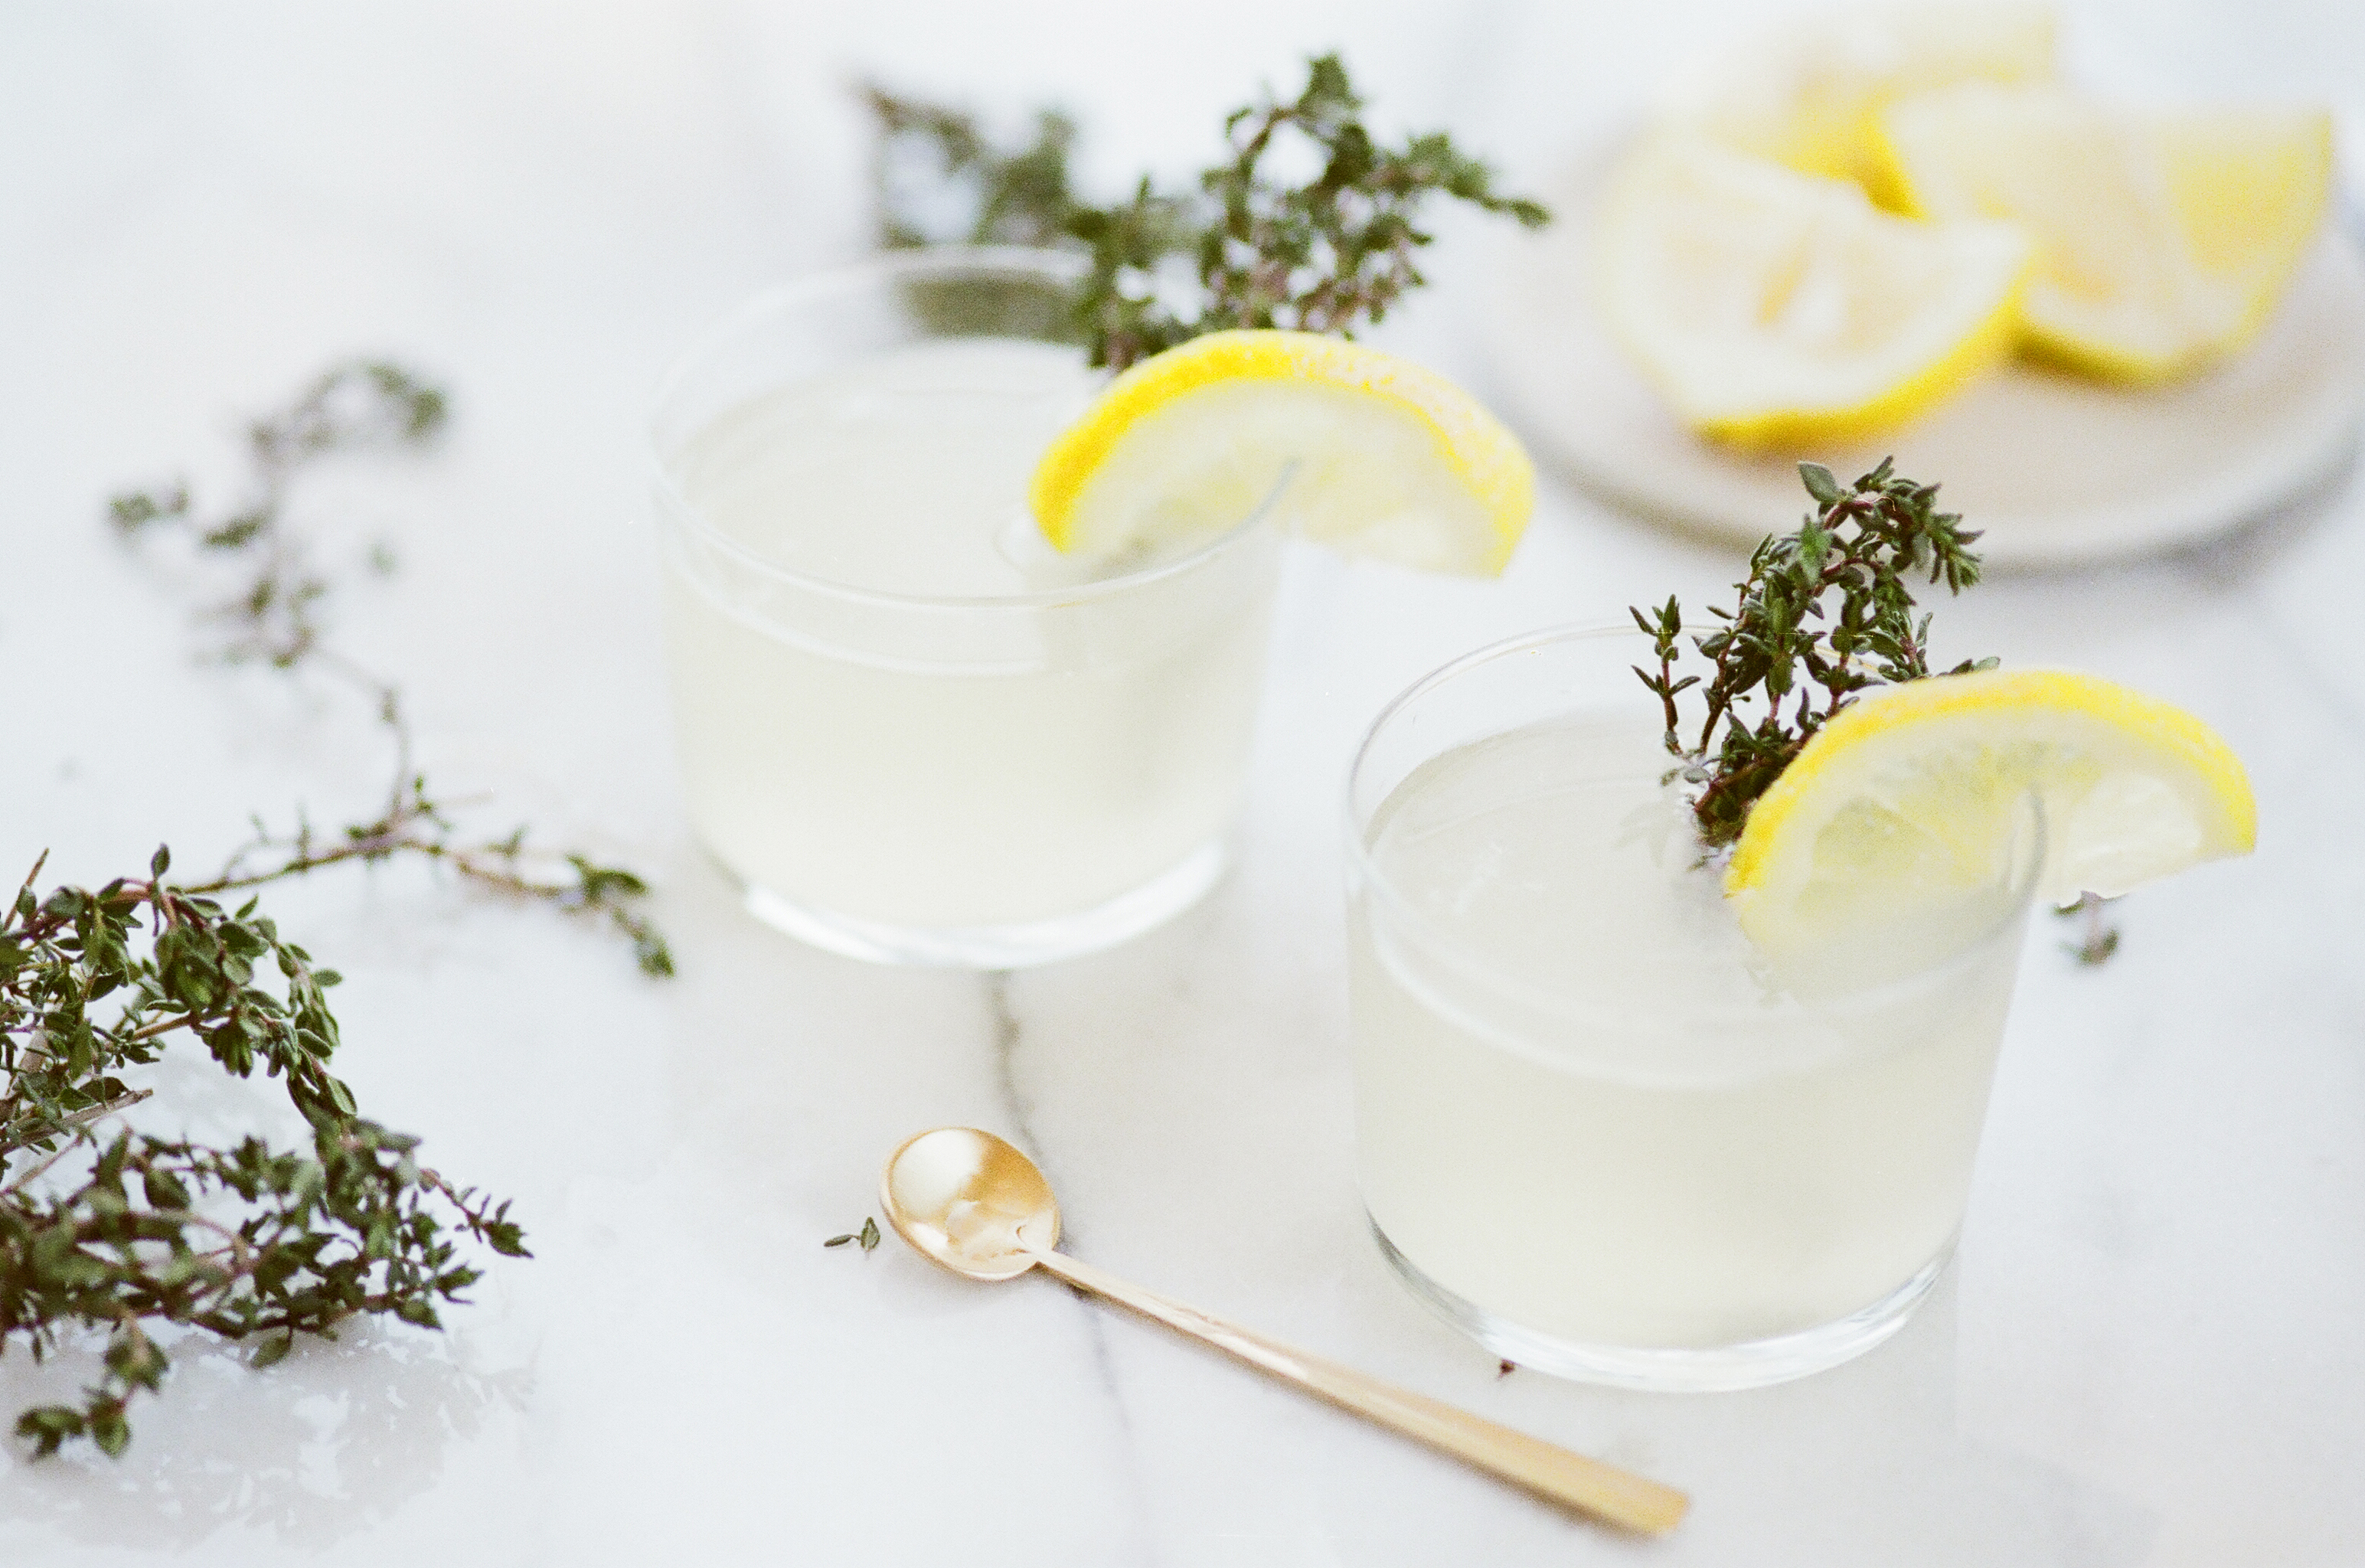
[1485,142,2365,569]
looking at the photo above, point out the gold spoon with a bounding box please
[879,1127,1688,1536]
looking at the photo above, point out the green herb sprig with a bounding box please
[2,848,525,1458]
[1633,460,1996,848]
[868,54,1549,370]
[823,1217,880,1252]
[109,360,445,672]
[865,87,1080,253]
[109,361,671,977]
[5,361,683,1457]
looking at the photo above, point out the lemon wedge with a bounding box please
[1028,329,1534,577]
[1664,2,2056,206]
[1876,84,2335,382]
[1596,136,2031,446]
[1726,668,2256,948]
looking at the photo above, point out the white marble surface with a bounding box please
[5,3,2363,1563]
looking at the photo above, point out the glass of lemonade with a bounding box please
[653,249,1283,966]
[1346,626,2045,1390]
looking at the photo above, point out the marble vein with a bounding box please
[985,970,1161,1567]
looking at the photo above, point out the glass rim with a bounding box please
[1344,621,2050,1030]
[647,243,1282,615]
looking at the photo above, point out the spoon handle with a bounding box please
[1023,1246,1687,1536]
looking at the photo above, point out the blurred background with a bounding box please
[7,1,2359,479]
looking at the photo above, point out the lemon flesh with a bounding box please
[1030,330,1534,577]
[1877,84,2335,383]
[1664,2,2056,206]
[1726,669,2256,949]
[1596,136,2031,447]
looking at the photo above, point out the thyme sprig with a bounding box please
[823,1217,880,1252]
[2,848,526,1458]
[209,783,675,980]
[1632,460,1996,848]
[869,54,1548,370]
[865,87,1080,253]
[4,361,680,1455]
[109,361,671,976]
[109,359,444,671]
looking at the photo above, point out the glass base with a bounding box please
[732,838,1228,969]
[1372,1217,1949,1392]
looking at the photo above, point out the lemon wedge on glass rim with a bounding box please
[1875,83,2336,384]
[1029,328,1534,576]
[1725,667,2256,950]
[1595,136,2033,447]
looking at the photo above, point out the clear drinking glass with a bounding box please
[654,248,1283,966]
[1345,626,2044,1390]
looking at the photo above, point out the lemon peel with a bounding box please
[1875,85,2334,384]
[1595,136,2031,447]
[1030,328,1534,577]
[1726,668,2255,946]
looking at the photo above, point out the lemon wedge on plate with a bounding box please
[1726,668,2256,949]
[1596,136,2032,446]
[1664,2,2056,205]
[1876,84,2335,382]
[1029,328,1534,576]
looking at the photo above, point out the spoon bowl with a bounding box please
[881,1127,1060,1282]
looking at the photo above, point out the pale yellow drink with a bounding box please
[1347,631,2039,1387]
[655,256,1280,965]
